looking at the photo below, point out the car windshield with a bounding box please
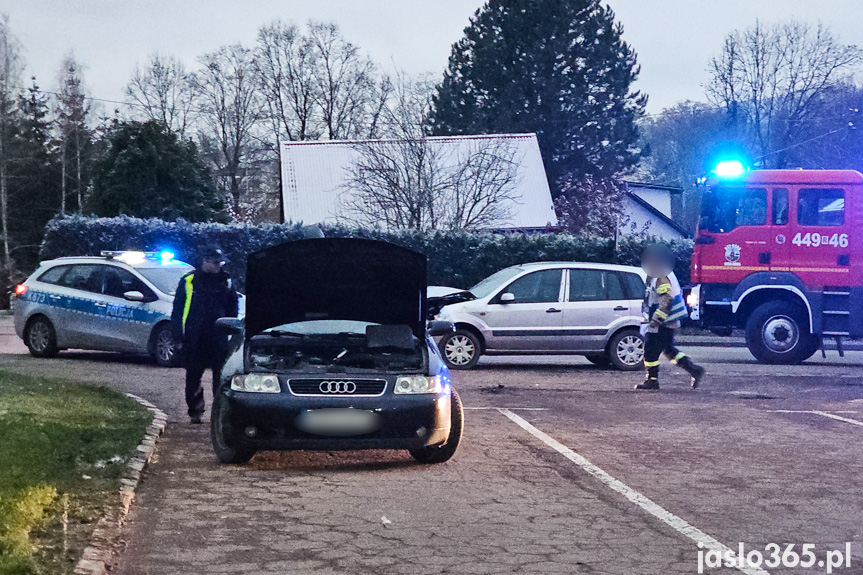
[136,264,194,296]
[699,186,767,233]
[470,267,524,299]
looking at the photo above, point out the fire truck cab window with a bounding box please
[700,187,767,232]
[798,188,844,226]
[772,189,788,225]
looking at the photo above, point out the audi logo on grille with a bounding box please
[319,381,357,394]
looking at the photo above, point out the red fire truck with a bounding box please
[689,165,863,364]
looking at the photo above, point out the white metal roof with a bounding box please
[280,133,558,230]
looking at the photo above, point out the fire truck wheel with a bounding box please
[745,301,817,365]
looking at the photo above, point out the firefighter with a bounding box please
[636,244,705,391]
[171,245,239,423]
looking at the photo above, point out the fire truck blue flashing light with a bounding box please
[713,159,747,179]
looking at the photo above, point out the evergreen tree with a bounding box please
[7,79,61,270]
[430,0,646,204]
[87,120,227,222]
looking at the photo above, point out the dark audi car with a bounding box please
[211,238,463,465]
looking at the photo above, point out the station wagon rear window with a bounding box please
[797,188,844,226]
[569,270,625,302]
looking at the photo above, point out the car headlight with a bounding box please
[231,373,281,393]
[394,375,444,394]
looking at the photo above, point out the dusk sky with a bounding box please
[3,0,863,115]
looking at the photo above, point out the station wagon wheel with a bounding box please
[608,329,644,371]
[151,324,180,367]
[25,316,59,358]
[440,330,481,370]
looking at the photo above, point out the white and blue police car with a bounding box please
[13,250,193,366]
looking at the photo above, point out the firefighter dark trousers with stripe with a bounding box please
[643,327,698,382]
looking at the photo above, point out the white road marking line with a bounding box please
[772,410,863,427]
[497,408,770,575]
[464,407,548,411]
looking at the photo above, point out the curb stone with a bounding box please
[73,394,167,575]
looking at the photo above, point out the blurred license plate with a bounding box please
[294,409,381,437]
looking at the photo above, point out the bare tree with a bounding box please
[126,53,196,137]
[254,20,319,143]
[377,70,432,139]
[307,22,382,140]
[0,13,23,279]
[707,20,863,166]
[55,52,91,214]
[342,135,521,231]
[444,138,522,229]
[193,44,263,207]
[341,76,521,230]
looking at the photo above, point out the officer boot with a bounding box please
[635,365,660,390]
[677,356,705,388]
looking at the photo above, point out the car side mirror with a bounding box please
[427,320,455,337]
[123,290,146,302]
[215,317,244,334]
[499,292,515,303]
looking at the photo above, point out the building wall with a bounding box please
[280,134,558,230]
[629,188,672,219]
[620,197,686,240]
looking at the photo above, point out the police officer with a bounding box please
[636,244,705,391]
[171,246,239,423]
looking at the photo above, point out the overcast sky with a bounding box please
[3,0,863,115]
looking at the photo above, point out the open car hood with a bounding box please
[426,286,476,319]
[244,238,428,338]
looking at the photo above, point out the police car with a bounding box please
[13,250,193,366]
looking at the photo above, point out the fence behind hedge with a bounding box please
[40,215,694,290]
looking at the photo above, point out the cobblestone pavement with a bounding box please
[1,316,862,574]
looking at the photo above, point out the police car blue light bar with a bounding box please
[100,250,178,264]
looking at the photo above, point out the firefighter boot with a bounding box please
[635,363,660,390]
[677,356,705,388]
[635,378,660,390]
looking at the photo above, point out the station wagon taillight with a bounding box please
[14,284,27,296]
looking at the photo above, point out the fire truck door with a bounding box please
[769,188,790,273]
[788,187,851,289]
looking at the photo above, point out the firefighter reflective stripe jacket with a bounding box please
[645,272,687,329]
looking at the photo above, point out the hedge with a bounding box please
[40,215,694,290]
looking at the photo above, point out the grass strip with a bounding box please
[0,369,151,575]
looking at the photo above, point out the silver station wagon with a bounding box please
[13,251,193,366]
[431,262,647,371]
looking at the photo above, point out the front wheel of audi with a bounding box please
[211,393,256,465]
[409,388,463,464]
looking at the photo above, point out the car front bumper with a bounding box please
[220,389,452,451]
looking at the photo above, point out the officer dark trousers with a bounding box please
[184,342,225,418]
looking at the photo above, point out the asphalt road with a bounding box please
[1,319,862,575]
